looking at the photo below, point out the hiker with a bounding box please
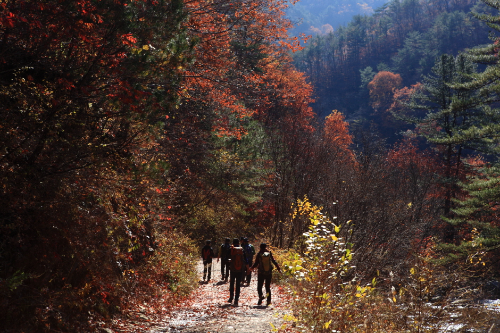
[251,243,281,306]
[241,237,255,286]
[219,238,231,281]
[239,237,246,286]
[201,240,215,283]
[228,238,249,306]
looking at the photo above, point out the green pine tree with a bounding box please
[440,165,500,265]
[435,0,500,265]
[402,53,478,220]
[443,0,500,157]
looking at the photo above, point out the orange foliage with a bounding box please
[324,110,353,149]
[368,71,403,111]
[389,83,423,116]
[322,110,355,162]
[181,0,309,137]
[255,59,315,132]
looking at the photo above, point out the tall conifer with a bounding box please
[403,54,477,222]
[438,0,500,264]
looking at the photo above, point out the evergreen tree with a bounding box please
[392,31,430,83]
[443,0,500,155]
[403,54,478,222]
[437,0,500,265]
[440,165,500,264]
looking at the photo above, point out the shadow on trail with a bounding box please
[251,305,269,310]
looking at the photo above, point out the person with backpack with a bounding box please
[241,237,255,285]
[228,238,249,306]
[251,243,281,306]
[219,238,231,281]
[201,240,215,283]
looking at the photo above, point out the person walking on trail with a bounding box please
[239,237,246,286]
[219,238,231,281]
[228,238,249,306]
[201,240,215,283]
[251,243,281,306]
[241,237,255,286]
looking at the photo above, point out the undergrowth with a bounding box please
[0,228,198,332]
[274,198,500,333]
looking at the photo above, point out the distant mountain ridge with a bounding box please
[287,0,388,36]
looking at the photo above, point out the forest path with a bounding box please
[151,261,291,332]
[108,261,293,332]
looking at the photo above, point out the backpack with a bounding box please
[202,247,212,260]
[230,247,245,272]
[260,252,272,274]
[243,244,255,259]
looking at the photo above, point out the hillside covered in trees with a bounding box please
[2,0,500,332]
[293,0,489,124]
[286,0,388,36]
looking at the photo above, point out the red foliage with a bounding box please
[0,0,317,330]
[180,0,310,138]
[0,0,193,331]
[386,139,441,176]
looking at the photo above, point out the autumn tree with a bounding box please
[388,83,423,117]
[156,0,314,244]
[310,110,356,217]
[276,110,355,248]
[256,62,317,248]
[0,0,196,330]
[368,71,403,112]
[0,0,318,330]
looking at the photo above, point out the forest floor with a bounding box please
[105,262,294,333]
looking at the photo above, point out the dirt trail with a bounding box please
[149,261,291,333]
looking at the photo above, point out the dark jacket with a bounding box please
[242,243,256,262]
[220,242,231,261]
[201,245,215,262]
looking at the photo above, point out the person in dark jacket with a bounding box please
[251,243,281,306]
[227,238,248,306]
[241,237,255,285]
[219,238,231,281]
[201,240,215,283]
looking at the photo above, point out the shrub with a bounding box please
[278,199,499,332]
[282,206,373,332]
